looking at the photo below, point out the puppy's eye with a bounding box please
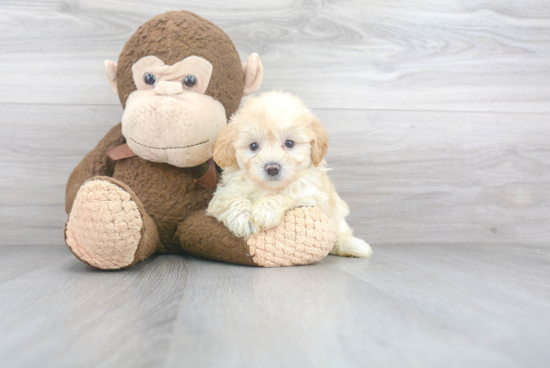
[285,140,295,148]
[250,142,259,151]
[144,73,157,86]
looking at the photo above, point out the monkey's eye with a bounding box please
[183,75,197,88]
[250,142,259,151]
[144,73,157,86]
[285,140,295,148]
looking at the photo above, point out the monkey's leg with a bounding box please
[65,176,160,270]
[176,207,335,267]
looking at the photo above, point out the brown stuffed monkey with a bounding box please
[64,10,335,269]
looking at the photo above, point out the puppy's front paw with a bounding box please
[224,210,257,239]
[250,199,285,231]
[335,237,372,258]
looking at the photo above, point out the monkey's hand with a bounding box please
[250,197,286,232]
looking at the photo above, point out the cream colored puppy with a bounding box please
[207,91,372,258]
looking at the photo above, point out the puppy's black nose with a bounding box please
[265,163,280,176]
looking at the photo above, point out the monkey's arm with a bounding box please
[177,207,336,267]
[65,123,126,214]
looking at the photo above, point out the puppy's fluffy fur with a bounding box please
[207,91,372,258]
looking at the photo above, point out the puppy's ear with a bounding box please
[213,123,237,168]
[310,117,329,166]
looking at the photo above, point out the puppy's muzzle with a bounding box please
[265,163,280,177]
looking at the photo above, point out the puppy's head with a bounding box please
[213,91,328,190]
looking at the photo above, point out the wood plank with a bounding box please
[0,0,549,111]
[166,244,550,368]
[1,104,548,246]
[0,206,67,246]
[0,253,192,368]
[0,104,123,206]
[321,109,550,245]
[0,244,548,367]
[0,103,123,246]
[0,244,69,285]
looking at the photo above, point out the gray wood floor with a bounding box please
[1,0,549,367]
[0,244,549,368]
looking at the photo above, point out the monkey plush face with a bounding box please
[120,55,225,167]
[103,11,263,168]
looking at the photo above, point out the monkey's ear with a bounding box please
[242,53,263,96]
[310,117,329,167]
[104,60,118,95]
[213,123,237,168]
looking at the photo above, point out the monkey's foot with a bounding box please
[65,178,158,269]
[247,207,336,267]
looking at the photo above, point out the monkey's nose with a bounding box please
[155,81,184,96]
[265,163,280,176]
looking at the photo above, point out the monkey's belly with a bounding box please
[112,156,215,252]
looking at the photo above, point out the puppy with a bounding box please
[207,91,372,258]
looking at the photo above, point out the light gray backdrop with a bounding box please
[1,0,548,247]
